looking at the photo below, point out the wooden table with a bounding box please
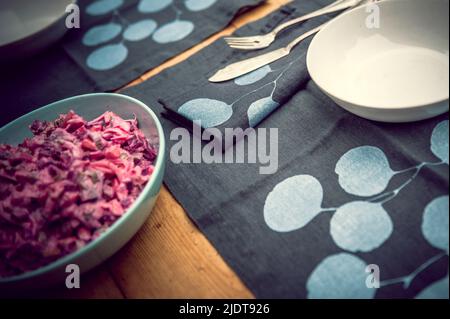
[47,0,289,299]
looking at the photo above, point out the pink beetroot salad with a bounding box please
[0,111,158,277]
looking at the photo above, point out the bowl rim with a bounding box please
[0,93,166,284]
[306,0,450,111]
[0,0,76,48]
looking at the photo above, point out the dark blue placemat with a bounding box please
[123,0,449,298]
[159,2,323,149]
[0,0,263,127]
[63,0,263,91]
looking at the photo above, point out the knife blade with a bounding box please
[209,24,322,83]
[209,48,290,83]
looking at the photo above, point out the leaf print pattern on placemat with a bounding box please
[82,23,123,46]
[178,98,233,128]
[264,120,449,298]
[264,175,325,232]
[82,0,220,69]
[138,0,173,13]
[185,0,218,11]
[306,253,376,299]
[123,19,158,41]
[83,1,197,71]
[174,50,310,130]
[86,0,124,16]
[63,0,262,91]
[335,146,395,197]
[422,196,449,252]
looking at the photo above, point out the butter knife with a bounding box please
[209,24,324,83]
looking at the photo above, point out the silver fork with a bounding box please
[210,0,378,82]
[210,23,326,82]
[224,0,362,50]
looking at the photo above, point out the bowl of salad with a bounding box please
[0,93,166,292]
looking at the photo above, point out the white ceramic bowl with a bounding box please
[0,0,74,62]
[0,94,166,293]
[307,0,449,122]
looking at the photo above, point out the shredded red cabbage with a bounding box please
[0,111,157,277]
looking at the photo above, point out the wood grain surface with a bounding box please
[46,0,290,299]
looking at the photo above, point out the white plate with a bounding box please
[307,0,449,122]
[0,0,74,62]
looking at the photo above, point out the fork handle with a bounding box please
[272,0,361,35]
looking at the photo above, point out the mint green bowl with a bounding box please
[0,93,166,292]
